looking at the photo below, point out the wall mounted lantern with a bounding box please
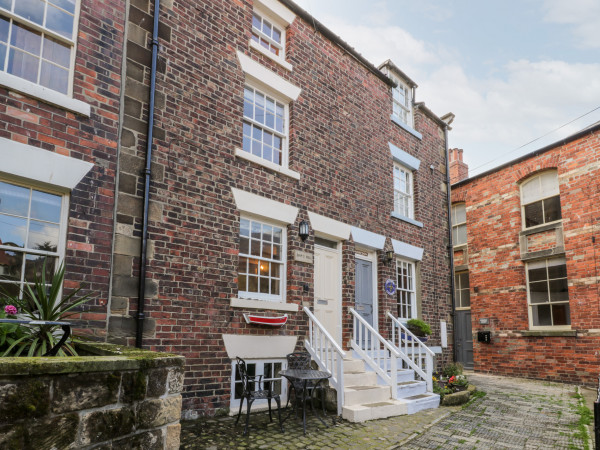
[385,250,395,265]
[299,220,310,241]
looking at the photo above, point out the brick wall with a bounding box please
[451,127,600,385]
[0,0,125,337]
[114,0,453,415]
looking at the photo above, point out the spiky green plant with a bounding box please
[0,262,94,357]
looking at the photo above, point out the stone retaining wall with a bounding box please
[0,343,184,449]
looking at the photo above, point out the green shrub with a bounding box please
[442,363,464,378]
[406,318,432,336]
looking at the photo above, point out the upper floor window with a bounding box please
[0,179,66,298]
[238,217,285,302]
[0,0,78,95]
[526,257,570,328]
[454,271,470,309]
[521,171,561,229]
[396,259,416,320]
[393,163,413,219]
[243,85,287,167]
[251,11,284,58]
[391,75,412,127]
[451,203,467,246]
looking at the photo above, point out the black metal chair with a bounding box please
[234,357,284,436]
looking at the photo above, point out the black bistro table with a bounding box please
[278,369,332,435]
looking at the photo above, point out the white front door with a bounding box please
[314,241,342,345]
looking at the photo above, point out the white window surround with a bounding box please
[520,170,562,230]
[254,0,296,26]
[393,162,414,220]
[235,148,300,179]
[230,296,298,312]
[236,51,301,102]
[391,239,423,261]
[0,137,93,190]
[249,4,293,71]
[526,257,570,329]
[231,187,299,224]
[396,258,416,320]
[222,334,298,359]
[0,72,90,116]
[306,211,351,241]
[350,226,385,250]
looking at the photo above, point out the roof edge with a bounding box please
[452,121,600,188]
[279,0,396,87]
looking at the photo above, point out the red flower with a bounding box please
[449,376,455,383]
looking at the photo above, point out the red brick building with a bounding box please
[450,123,600,384]
[110,0,454,418]
[0,0,124,336]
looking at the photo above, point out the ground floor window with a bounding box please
[396,259,416,319]
[230,359,287,409]
[0,179,67,297]
[527,257,570,327]
[454,271,470,309]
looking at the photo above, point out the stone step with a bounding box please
[343,384,391,406]
[342,399,408,422]
[343,358,365,373]
[344,370,378,387]
[401,393,440,415]
[396,380,427,399]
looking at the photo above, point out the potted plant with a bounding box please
[448,374,469,392]
[406,318,432,341]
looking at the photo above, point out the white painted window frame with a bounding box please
[525,257,570,330]
[454,271,470,310]
[0,176,69,296]
[230,358,288,411]
[390,73,413,127]
[250,7,293,70]
[393,162,414,219]
[451,203,467,247]
[238,215,287,304]
[396,258,416,320]
[520,170,562,231]
[0,0,90,116]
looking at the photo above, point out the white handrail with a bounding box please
[303,306,346,415]
[387,312,434,392]
[350,308,399,399]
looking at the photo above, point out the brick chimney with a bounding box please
[449,148,469,184]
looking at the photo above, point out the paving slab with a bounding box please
[180,373,592,449]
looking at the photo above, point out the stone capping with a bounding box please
[0,343,184,376]
[520,330,577,337]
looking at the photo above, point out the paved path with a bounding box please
[180,373,592,449]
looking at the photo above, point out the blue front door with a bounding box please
[355,258,374,327]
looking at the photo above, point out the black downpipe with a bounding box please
[444,126,457,361]
[136,0,160,348]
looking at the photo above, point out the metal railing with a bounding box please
[387,312,434,392]
[350,308,399,399]
[303,306,346,415]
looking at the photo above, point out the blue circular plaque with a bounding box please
[385,279,396,296]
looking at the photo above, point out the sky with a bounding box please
[293,0,600,176]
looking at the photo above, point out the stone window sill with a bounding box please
[230,297,299,312]
[391,211,423,228]
[391,115,422,140]
[249,40,293,71]
[235,148,300,180]
[520,330,576,337]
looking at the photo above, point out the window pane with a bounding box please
[11,22,42,54]
[461,288,470,308]
[50,0,76,14]
[271,278,279,295]
[0,214,27,248]
[524,201,543,228]
[248,259,258,275]
[543,196,561,223]
[270,263,279,278]
[533,305,552,326]
[528,266,547,282]
[27,220,59,251]
[453,204,466,223]
[40,60,68,93]
[552,304,570,326]
[0,182,30,217]
[549,279,568,302]
[30,189,62,223]
[247,275,258,292]
[240,219,249,236]
[261,241,272,259]
[45,4,74,39]
[239,237,249,255]
[259,277,269,293]
[238,256,247,274]
[0,281,21,298]
[456,224,467,245]
[461,272,470,288]
[8,49,39,82]
[238,274,246,291]
[259,261,268,276]
[0,249,22,280]
[539,171,559,197]
[43,36,71,68]
[24,253,56,281]
[252,13,261,29]
[529,281,548,303]
[547,262,567,279]
[521,177,541,204]
[14,0,45,26]
[0,16,8,43]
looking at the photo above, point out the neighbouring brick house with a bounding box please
[109,0,455,418]
[450,123,600,384]
[0,0,124,337]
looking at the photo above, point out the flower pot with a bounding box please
[452,384,468,392]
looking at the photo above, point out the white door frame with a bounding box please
[355,248,378,332]
[314,236,343,345]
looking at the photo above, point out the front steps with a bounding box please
[341,356,439,423]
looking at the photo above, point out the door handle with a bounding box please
[317,299,328,305]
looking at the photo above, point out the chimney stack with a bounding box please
[449,148,469,184]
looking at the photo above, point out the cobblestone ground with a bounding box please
[180,373,592,449]
[404,373,591,450]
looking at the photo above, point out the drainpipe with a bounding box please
[136,0,161,348]
[444,125,457,361]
